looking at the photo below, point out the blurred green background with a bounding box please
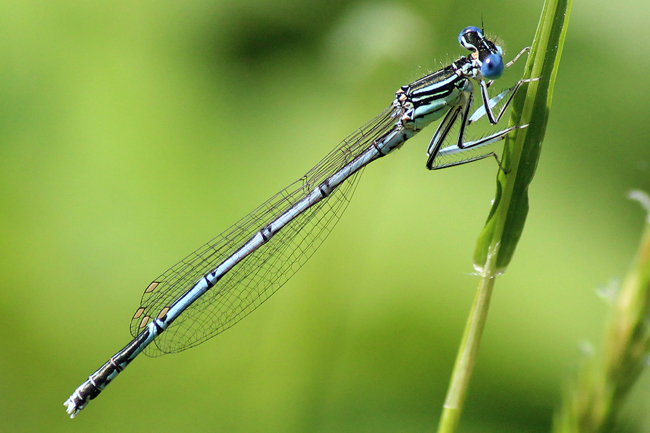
[2,0,649,432]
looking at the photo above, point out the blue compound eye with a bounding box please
[458,26,483,47]
[480,53,504,79]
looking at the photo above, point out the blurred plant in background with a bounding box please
[554,191,650,433]
[1,0,650,432]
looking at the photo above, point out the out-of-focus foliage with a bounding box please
[2,1,649,432]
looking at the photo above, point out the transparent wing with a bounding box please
[129,105,401,356]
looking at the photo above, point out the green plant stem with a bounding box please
[437,256,497,433]
[435,0,571,431]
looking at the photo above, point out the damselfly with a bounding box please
[64,26,533,418]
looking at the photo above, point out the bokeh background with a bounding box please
[2,0,649,432]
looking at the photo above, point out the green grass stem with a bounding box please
[436,0,572,431]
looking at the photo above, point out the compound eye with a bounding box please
[480,53,504,79]
[458,26,483,50]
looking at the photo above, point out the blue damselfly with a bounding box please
[64,26,532,418]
